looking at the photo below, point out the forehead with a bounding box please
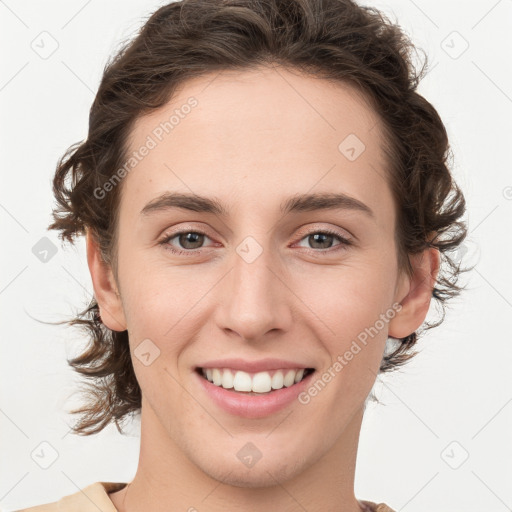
[119,65,392,224]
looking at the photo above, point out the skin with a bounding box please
[87,65,440,511]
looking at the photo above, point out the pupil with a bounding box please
[180,232,203,249]
[310,233,332,249]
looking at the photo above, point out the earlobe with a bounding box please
[85,228,127,332]
[388,247,441,339]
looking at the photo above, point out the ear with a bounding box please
[86,228,127,332]
[388,247,440,339]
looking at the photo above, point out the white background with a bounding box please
[1,0,511,510]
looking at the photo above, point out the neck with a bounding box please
[109,400,366,512]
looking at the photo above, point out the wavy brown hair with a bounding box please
[48,0,469,435]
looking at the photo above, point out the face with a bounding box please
[89,65,438,487]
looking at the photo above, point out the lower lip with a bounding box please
[194,369,315,419]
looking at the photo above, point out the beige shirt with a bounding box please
[15,482,126,512]
[16,482,395,512]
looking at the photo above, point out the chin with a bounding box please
[192,446,313,488]
[205,461,302,488]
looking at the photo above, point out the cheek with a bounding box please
[296,263,394,334]
[294,266,394,392]
[118,253,186,322]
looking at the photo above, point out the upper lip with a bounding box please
[195,358,314,373]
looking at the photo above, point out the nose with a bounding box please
[214,238,293,342]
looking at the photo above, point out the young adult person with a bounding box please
[18,0,467,510]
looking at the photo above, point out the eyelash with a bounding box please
[158,228,353,257]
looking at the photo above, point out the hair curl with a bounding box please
[47,0,469,435]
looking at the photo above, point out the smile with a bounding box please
[194,364,317,418]
[197,367,315,394]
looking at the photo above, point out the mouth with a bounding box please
[195,366,316,395]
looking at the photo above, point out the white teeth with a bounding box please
[233,371,252,391]
[252,372,272,393]
[271,371,284,390]
[283,369,296,387]
[212,368,222,386]
[221,369,234,389]
[201,367,310,393]
[294,368,304,383]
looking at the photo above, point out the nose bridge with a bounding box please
[218,235,291,340]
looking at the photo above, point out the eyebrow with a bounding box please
[140,191,374,218]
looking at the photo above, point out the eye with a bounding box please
[294,229,352,254]
[158,227,353,257]
[159,230,214,256]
